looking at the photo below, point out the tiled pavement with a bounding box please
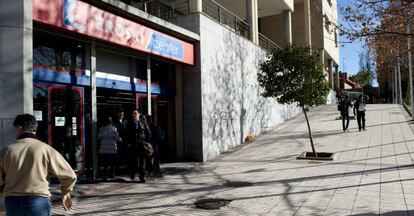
[47,104,414,215]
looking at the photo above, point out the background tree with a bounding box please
[340,0,414,41]
[350,70,373,87]
[339,0,414,103]
[258,46,330,157]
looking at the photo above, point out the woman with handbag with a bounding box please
[353,94,367,131]
[126,109,151,182]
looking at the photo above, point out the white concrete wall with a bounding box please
[327,90,337,105]
[198,15,301,161]
[322,0,339,65]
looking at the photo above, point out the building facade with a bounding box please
[0,0,339,176]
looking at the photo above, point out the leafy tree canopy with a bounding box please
[350,70,374,87]
[257,46,330,108]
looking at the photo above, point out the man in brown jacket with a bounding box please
[0,114,77,215]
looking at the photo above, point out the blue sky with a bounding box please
[337,0,364,76]
[337,0,379,87]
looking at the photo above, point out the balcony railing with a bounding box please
[202,0,250,39]
[130,0,189,21]
[121,0,280,52]
[259,33,281,52]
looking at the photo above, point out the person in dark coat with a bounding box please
[113,109,127,174]
[126,109,151,182]
[338,94,353,132]
[353,94,367,131]
[145,115,163,174]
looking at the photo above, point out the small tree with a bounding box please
[258,46,330,156]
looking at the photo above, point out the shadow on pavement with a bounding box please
[353,210,414,215]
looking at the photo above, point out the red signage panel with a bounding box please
[33,0,194,65]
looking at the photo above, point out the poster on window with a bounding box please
[34,110,43,121]
[55,117,66,127]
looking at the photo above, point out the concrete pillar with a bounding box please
[394,65,397,104]
[304,0,312,48]
[147,56,152,115]
[247,0,259,44]
[90,42,98,179]
[398,58,402,104]
[407,24,414,119]
[189,0,202,13]
[0,0,33,148]
[328,59,334,89]
[175,64,184,160]
[284,10,292,47]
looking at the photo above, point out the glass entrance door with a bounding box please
[49,86,84,172]
[34,84,85,173]
[137,93,176,161]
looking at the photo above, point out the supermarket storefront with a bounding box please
[32,0,194,176]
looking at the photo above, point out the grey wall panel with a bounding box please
[0,0,33,148]
[96,49,133,77]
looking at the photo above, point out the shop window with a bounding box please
[324,15,331,33]
[136,58,148,80]
[151,60,174,87]
[33,31,85,74]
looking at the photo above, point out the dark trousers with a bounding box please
[5,196,51,216]
[115,141,126,174]
[152,143,160,172]
[357,111,366,130]
[129,145,146,180]
[99,153,116,178]
[341,112,350,130]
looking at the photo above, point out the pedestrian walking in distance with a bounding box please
[353,94,367,131]
[338,94,353,132]
[0,114,77,215]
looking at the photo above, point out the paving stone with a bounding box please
[34,105,414,215]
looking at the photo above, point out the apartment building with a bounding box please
[0,0,339,176]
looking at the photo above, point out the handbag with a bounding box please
[143,141,154,157]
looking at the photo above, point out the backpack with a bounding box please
[337,99,346,112]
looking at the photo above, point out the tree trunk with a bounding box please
[302,106,317,157]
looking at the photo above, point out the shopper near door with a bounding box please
[98,116,119,179]
[126,109,151,182]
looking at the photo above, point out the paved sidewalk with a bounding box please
[50,104,414,215]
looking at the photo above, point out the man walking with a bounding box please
[338,94,352,132]
[0,114,77,215]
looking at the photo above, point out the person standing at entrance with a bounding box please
[353,94,367,131]
[126,110,151,182]
[338,94,352,132]
[145,115,163,174]
[0,114,77,215]
[113,109,127,174]
[98,116,119,179]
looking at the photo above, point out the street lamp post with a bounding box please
[408,23,414,119]
[398,57,403,104]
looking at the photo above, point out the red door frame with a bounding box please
[47,85,84,175]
